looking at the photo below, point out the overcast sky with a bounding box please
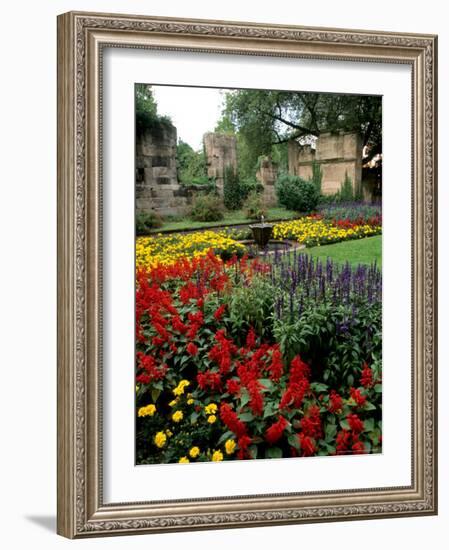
[151,85,227,150]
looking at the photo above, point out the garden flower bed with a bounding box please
[272,215,381,247]
[136,249,382,464]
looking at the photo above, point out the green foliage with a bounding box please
[136,211,164,235]
[338,172,354,202]
[243,191,267,220]
[189,194,224,222]
[220,88,382,159]
[135,84,173,136]
[223,166,243,210]
[224,275,276,342]
[311,161,323,195]
[275,174,319,213]
[177,140,207,184]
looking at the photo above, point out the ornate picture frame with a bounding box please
[57,11,438,538]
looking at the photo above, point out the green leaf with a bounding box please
[340,419,350,431]
[288,434,301,451]
[238,412,254,422]
[239,389,250,408]
[363,418,375,432]
[217,430,234,445]
[259,378,274,391]
[324,423,337,441]
[364,402,377,411]
[151,389,161,403]
[265,447,282,459]
[374,384,382,393]
[190,412,199,425]
[249,445,258,459]
[310,382,328,393]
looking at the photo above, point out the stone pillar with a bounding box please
[203,132,238,193]
[288,132,363,197]
[135,122,188,217]
[256,156,278,206]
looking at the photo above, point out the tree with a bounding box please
[218,89,382,166]
[176,140,207,184]
[135,84,172,136]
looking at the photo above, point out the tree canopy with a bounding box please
[135,84,173,136]
[217,89,382,171]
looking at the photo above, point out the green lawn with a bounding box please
[153,207,299,233]
[304,235,382,268]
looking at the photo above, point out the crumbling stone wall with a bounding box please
[203,133,238,193]
[288,131,363,196]
[135,122,188,217]
[256,156,278,206]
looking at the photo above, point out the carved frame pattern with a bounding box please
[57,11,437,538]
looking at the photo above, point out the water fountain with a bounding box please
[249,215,273,249]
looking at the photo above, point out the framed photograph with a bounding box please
[57,11,438,538]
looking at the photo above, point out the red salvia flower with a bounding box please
[336,430,351,454]
[186,342,198,357]
[300,405,322,439]
[213,304,226,321]
[237,435,252,459]
[265,416,288,445]
[360,362,374,388]
[298,433,316,457]
[197,371,222,392]
[220,403,247,437]
[268,346,284,382]
[347,413,364,434]
[246,327,256,350]
[328,390,343,413]
[350,387,367,408]
[352,440,366,454]
[247,379,264,416]
[226,378,241,396]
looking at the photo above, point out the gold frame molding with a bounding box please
[57,11,438,538]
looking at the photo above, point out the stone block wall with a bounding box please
[288,132,363,196]
[256,156,278,206]
[135,122,188,217]
[203,133,238,193]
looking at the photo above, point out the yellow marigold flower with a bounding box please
[172,410,184,423]
[166,429,173,437]
[154,431,167,448]
[178,456,190,464]
[138,404,156,417]
[204,403,218,415]
[211,450,224,462]
[168,398,178,407]
[225,439,236,455]
[189,446,200,458]
[173,380,190,396]
[187,398,194,405]
[207,414,217,424]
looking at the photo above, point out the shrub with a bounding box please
[310,160,323,195]
[189,194,224,222]
[223,166,243,210]
[338,172,354,202]
[136,211,163,235]
[243,191,267,220]
[275,174,319,213]
[239,179,264,198]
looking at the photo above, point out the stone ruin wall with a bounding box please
[203,133,238,193]
[136,127,371,220]
[288,131,363,196]
[256,157,278,207]
[135,123,188,217]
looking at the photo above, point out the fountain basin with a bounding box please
[249,223,273,248]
